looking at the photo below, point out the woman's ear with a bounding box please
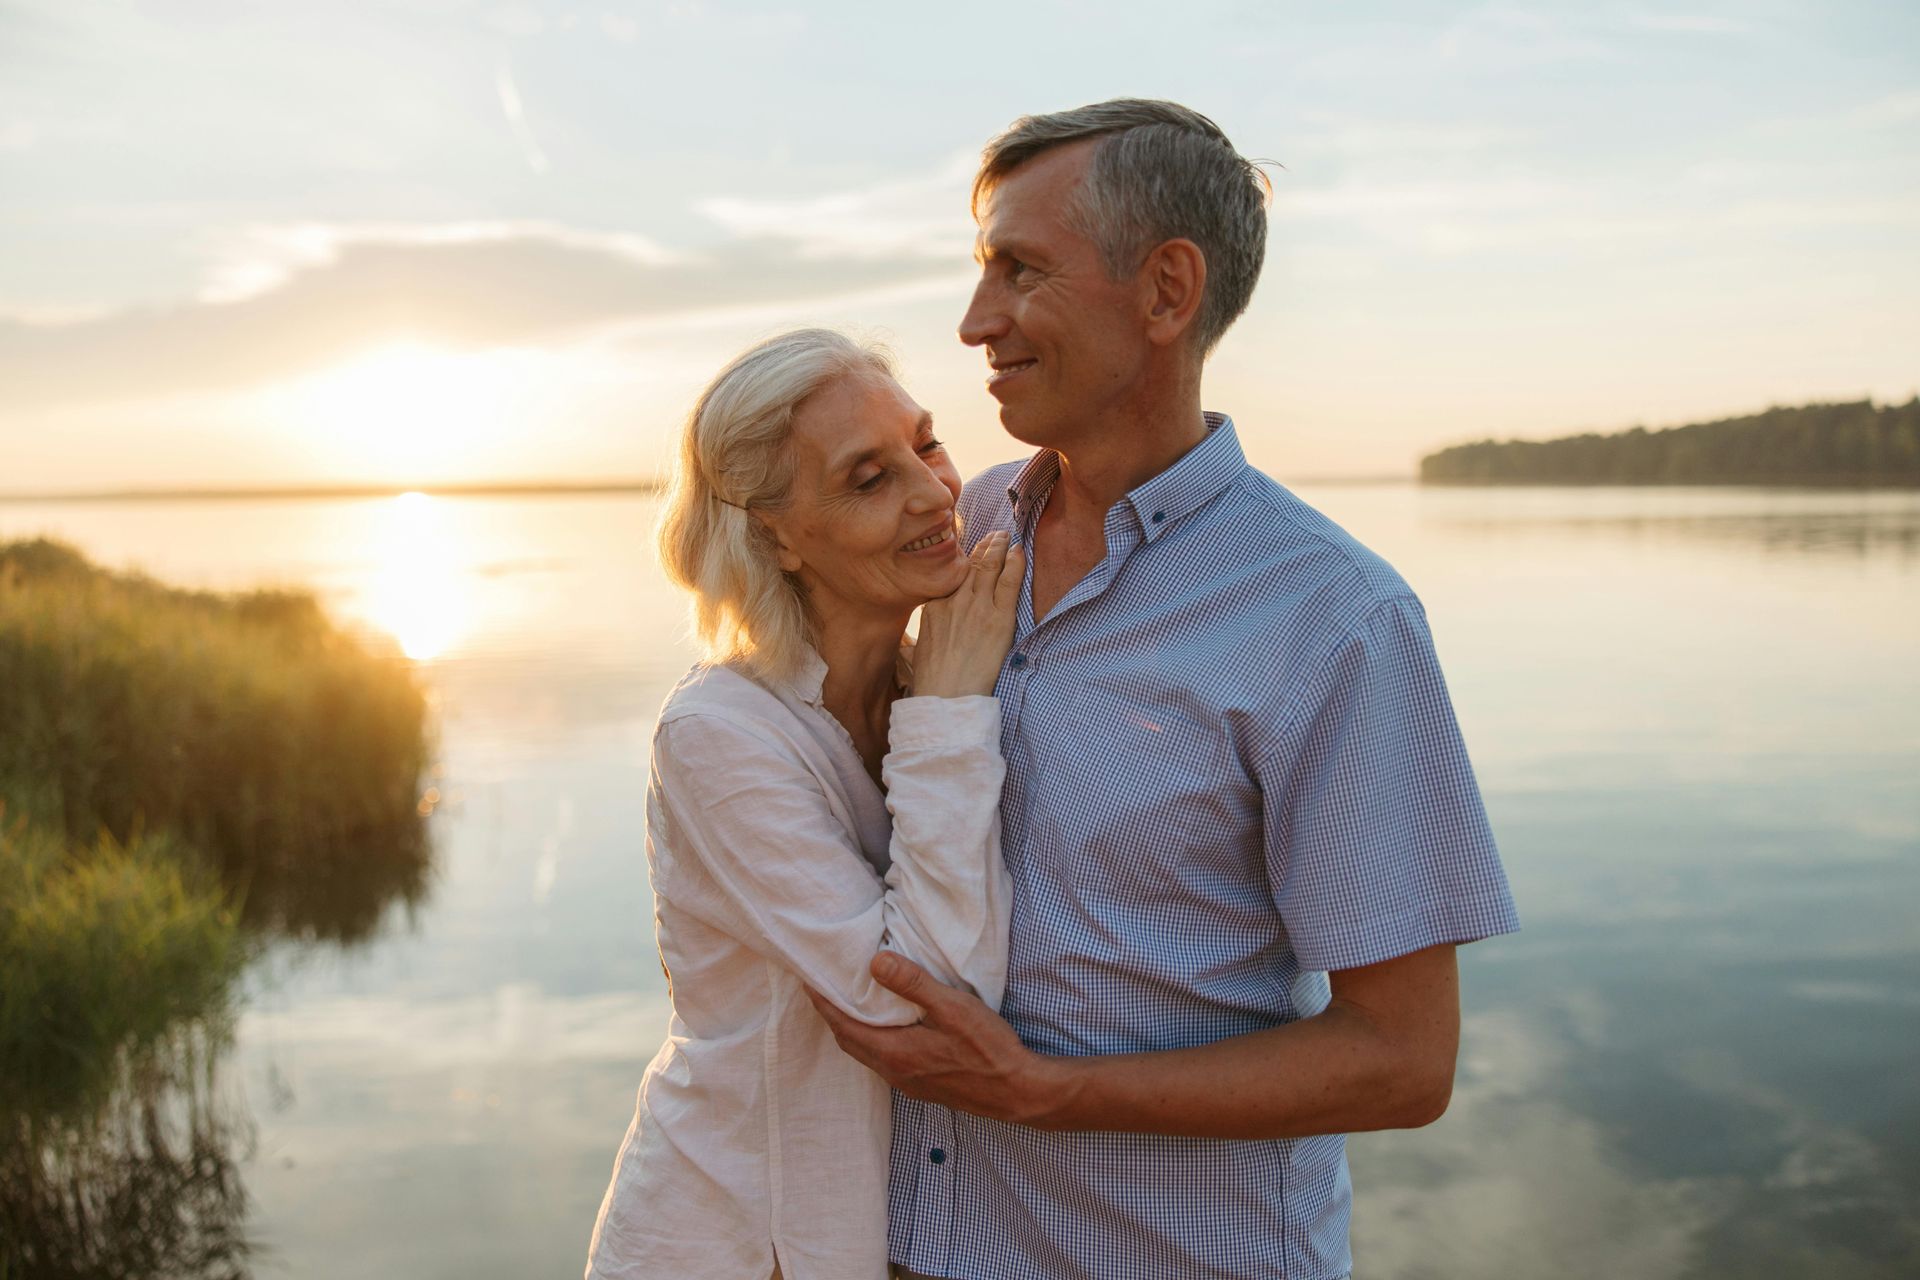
[1139,238,1207,348]
[756,510,805,575]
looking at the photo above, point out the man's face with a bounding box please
[958,141,1153,452]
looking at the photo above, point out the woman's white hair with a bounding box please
[657,328,894,684]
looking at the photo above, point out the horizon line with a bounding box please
[0,478,667,503]
[0,472,1419,503]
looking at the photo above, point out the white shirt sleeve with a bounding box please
[649,695,1011,1027]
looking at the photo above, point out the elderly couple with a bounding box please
[585,99,1517,1280]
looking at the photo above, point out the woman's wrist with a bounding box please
[910,670,996,699]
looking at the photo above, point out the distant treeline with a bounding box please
[1419,399,1920,486]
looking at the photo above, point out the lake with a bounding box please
[2,481,1915,1279]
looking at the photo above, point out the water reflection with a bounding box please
[1438,510,1920,559]
[0,1026,251,1280]
[1417,486,1920,560]
[1,849,430,1279]
[228,811,433,946]
[356,492,475,661]
[1348,780,1920,1279]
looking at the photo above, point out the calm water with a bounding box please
[3,483,1916,1279]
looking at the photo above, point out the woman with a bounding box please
[584,329,1021,1280]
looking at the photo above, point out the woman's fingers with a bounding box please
[993,540,1024,612]
[965,530,1008,597]
[974,529,1008,567]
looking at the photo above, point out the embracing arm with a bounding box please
[813,942,1459,1139]
[876,697,1011,1008]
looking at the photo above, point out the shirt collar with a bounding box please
[769,642,915,709]
[1006,412,1248,543]
[780,645,831,707]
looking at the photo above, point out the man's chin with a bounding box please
[995,403,1062,451]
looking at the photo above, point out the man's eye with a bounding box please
[854,471,886,493]
[1008,260,1029,280]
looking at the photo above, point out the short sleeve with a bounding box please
[1258,596,1519,973]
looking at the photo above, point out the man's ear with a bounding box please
[1139,238,1207,348]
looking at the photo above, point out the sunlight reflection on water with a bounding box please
[353,492,472,661]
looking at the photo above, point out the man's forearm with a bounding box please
[1009,944,1462,1140]
[1018,1001,1451,1139]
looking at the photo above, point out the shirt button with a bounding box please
[1151,510,1166,524]
[929,1148,947,1165]
[1009,653,1027,669]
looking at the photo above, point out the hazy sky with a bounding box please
[3,0,1917,490]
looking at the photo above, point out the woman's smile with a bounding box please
[901,521,958,555]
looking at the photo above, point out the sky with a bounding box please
[1,0,1917,491]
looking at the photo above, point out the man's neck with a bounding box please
[1047,385,1208,528]
[1024,383,1208,623]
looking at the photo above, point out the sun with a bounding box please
[281,341,524,480]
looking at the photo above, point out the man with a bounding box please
[812,99,1519,1280]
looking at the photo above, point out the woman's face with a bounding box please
[762,371,966,622]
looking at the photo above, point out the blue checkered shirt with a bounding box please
[888,415,1519,1280]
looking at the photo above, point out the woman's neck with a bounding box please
[813,606,911,772]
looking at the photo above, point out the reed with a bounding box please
[0,537,433,942]
[0,820,240,1124]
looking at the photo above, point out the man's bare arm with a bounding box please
[809,943,1460,1140]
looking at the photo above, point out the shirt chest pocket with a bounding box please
[1036,679,1246,855]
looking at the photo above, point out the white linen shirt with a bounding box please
[584,650,1012,1280]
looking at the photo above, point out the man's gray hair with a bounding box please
[973,98,1270,357]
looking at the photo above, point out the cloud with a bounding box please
[494,64,549,173]
[693,153,979,260]
[0,221,966,413]
[197,220,679,305]
[1842,88,1920,129]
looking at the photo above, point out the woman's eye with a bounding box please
[917,436,946,456]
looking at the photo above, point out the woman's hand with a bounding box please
[911,530,1023,699]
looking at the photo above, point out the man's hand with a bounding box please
[807,952,1068,1126]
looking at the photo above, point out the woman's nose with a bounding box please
[903,460,955,514]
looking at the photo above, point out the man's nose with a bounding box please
[957,275,1004,348]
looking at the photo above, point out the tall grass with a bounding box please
[0,537,433,942]
[0,820,240,1125]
